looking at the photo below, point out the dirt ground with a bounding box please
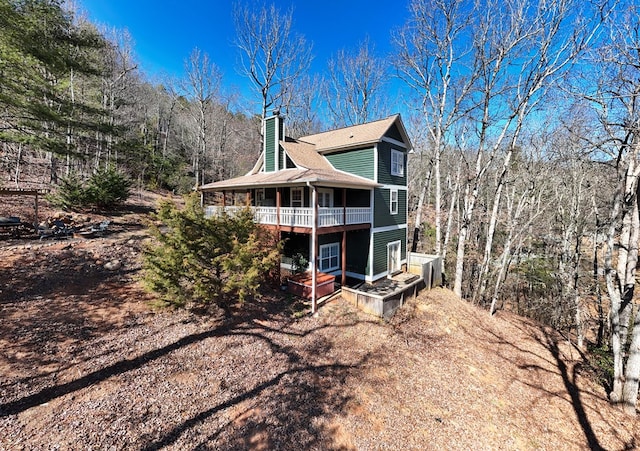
[1,193,639,450]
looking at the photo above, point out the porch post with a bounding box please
[222,190,226,207]
[311,185,318,313]
[342,188,347,224]
[246,189,251,206]
[342,188,347,286]
[342,230,347,286]
[276,187,281,228]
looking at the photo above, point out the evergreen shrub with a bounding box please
[142,194,282,310]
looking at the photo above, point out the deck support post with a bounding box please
[276,188,281,229]
[311,185,318,313]
[342,188,347,286]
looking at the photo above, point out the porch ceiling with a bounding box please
[199,168,380,191]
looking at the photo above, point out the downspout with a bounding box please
[342,188,347,286]
[308,181,318,314]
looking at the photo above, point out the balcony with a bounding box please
[205,206,371,229]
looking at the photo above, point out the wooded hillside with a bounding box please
[3,0,640,415]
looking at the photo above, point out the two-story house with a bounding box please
[200,111,412,310]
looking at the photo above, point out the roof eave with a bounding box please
[316,139,380,154]
[199,176,379,192]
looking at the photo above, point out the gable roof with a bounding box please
[280,138,333,170]
[299,114,412,153]
[200,113,410,192]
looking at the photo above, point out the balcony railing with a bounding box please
[205,205,371,228]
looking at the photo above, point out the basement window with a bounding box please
[319,243,340,272]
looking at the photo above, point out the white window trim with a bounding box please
[319,242,340,272]
[391,149,404,177]
[387,240,402,275]
[255,188,265,206]
[318,188,334,207]
[390,189,398,215]
[291,187,303,207]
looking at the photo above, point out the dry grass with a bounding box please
[1,194,638,450]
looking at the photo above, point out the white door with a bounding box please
[291,187,303,207]
[318,188,333,207]
[388,241,401,275]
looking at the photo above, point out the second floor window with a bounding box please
[391,149,404,177]
[291,187,303,207]
[256,188,265,206]
[390,189,398,215]
[318,189,333,207]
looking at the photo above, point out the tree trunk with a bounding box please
[14,143,22,187]
[622,308,640,414]
[411,164,432,253]
[475,149,512,304]
[607,155,640,408]
[434,149,443,255]
[454,178,477,298]
[442,164,461,266]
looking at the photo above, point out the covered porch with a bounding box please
[199,170,379,313]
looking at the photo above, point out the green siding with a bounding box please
[318,233,341,247]
[346,229,370,276]
[387,123,404,142]
[372,229,407,276]
[373,188,407,228]
[325,147,375,180]
[314,232,369,278]
[264,117,276,172]
[377,141,407,186]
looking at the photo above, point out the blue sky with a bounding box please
[80,0,412,104]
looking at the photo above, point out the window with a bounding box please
[291,187,303,207]
[255,188,265,206]
[390,189,398,215]
[319,243,340,272]
[391,149,404,177]
[318,188,333,207]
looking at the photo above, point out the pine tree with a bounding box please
[143,195,281,310]
[0,0,105,153]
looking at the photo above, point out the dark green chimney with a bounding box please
[263,110,284,172]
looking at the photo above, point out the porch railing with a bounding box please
[205,205,371,228]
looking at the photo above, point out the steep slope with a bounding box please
[325,288,638,450]
[1,203,638,449]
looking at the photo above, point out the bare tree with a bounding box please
[394,0,477,266]
[325,37,388,127]
[587,2,640,414]
[282,73,323,138]
[395,0,606,299]
[233,2,312,122]
[180,48,222,187]
[98,27,138,171]
[472,0,608,305]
